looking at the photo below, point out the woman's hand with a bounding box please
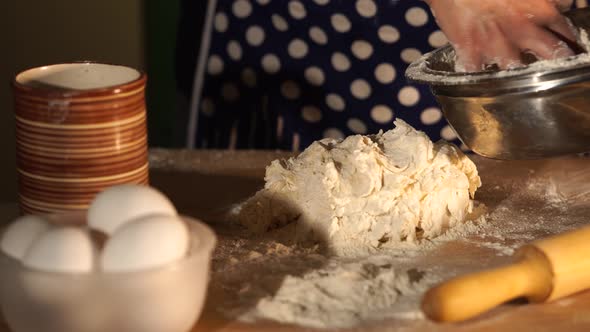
[425,0,577,72]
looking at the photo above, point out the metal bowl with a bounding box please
[406,9,590,160]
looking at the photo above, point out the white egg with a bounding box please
[1,215,51,261]
[88,184,177,235]
[100,215,190,273]
[22,227,96,273]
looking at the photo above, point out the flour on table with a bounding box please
[238,255,432,329]
[235,119,482,254]
[213,217,490,329]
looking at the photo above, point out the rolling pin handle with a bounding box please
[421,246,553,322]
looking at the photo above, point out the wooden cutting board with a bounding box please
[2,149,590,332]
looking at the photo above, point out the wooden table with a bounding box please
[2,149,590,332]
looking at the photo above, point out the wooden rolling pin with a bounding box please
[422,226,590,322]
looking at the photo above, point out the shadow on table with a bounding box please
[150,169,264,224]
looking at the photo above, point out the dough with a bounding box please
[236,119,481,251]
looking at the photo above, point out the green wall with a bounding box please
[145,0,181,148]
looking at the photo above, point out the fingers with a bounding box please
[432,8,485,72]
[454,45,483,72]
[521,2,578,54]
[547,16,577,40]
[506,19,575,60]
[546,17,584,54]
[452,30,483,72]
[454,19,524,71]
[531,4,578,43]
[551,0,574,12]
[479,20,522,70]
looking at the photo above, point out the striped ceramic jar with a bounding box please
[13,62,149,215]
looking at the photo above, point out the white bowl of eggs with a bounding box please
[0,185,216,332]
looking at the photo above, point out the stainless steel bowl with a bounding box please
[406,8,590,160]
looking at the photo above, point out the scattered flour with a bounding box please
[238,255,430,329]
[213,215,491,329]
[476,241,515,256]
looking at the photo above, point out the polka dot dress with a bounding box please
[186,0,582,150]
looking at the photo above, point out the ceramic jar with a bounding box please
[13,62,149,214]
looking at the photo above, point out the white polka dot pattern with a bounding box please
[246,26,265,46]
[347,118,367,134]
[302,106,323,123]
[370,105,394,124]
[350,79,371,100]
[309,26,328,45]
[207,55,224,75]
[351,40,373,60]
[401,48,422,64]
[227,40,242,61]
[288,1,306,19]
[356,0,377,17]
[326,94,346,111]
[214,12,229,32]
[304,67,325,86]
[441,125,458,141]
[232,0,253,18]
[271,14,289,31]
[398,86,420,106]
[420,107,442,125]
[331,13,352,32]
[331,52,351,72]
[288,39,309,59]
[374,63,396,84]
[378,25,400,44]
[405,7,429,27]
[323,128,344,140]
[261,54,281,73]
[314,0,330,5]
[428,30,448,48]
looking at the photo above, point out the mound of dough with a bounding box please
[236,120,481,250]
